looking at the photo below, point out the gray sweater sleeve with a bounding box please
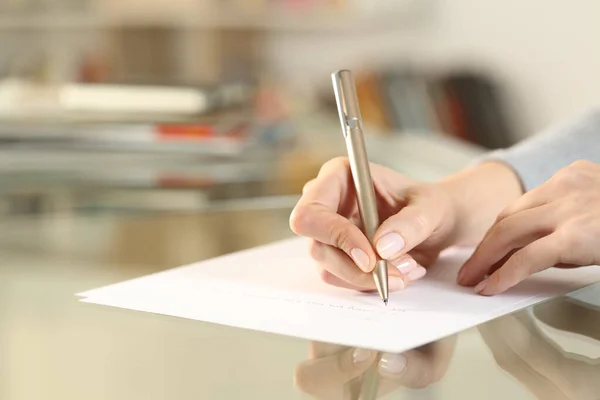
[474,108,600,191]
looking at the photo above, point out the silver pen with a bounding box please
[331,69,389,305]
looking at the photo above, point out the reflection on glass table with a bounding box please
[294,288,600,400]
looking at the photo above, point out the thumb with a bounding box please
[374,195,440,262]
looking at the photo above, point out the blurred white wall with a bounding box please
[266,0,600,140]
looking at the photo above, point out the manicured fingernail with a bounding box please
[353,348,371,363]
[394,258,417,275]
[389,276,405,291]
[406,266,427,281]
[474,279,487,294]
[378,353,407,377]
[376,233,405,260]
[350,248,371,272]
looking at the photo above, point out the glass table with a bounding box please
[1,147,599,400]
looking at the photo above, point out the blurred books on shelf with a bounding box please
[0,78,254,121]
[337,67,516,149]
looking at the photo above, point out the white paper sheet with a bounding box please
[77,237,600,353]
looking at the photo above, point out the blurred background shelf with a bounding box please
[0,0,427,31]
[0,0,596,204]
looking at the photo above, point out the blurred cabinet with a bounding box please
[107,28,265,85]
[0,0,429,86]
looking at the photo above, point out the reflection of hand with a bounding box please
[294,338,457,399]
[478,297,600,399]
[459,161,600,296]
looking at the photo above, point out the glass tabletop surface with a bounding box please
[1,164,599,400]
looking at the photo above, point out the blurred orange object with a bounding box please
[156,124,216,139]
[354,71,392,133]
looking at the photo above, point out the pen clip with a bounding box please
[331,70,363,136]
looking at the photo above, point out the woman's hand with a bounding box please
[458,160,600,295]
[294,338,457,399]
[289,157,460,292]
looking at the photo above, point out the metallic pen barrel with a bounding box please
[331,69,390,304]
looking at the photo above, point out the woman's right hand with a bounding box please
[289,157,461,292]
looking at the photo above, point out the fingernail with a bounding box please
[406,266,427,281]
[378,353,407,377]
[350,248,371,272]
[353,348,371,363]
[376,233,405,260]
[389,276,405,291]
[474,279,487,294]
[393,258,417,275]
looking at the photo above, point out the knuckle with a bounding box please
[560,224,588,255]
[554,162,594,189]
[509,248,528,267]
[495,212,508,223]
[288,206,309,235]
[569,159,594,170]
[322,156,349,173]
[490,218,511,238]
[496,205,513,222]
[328,224,351,251]
[508,247,538,277]
[301,178,316,195]
[553,167,576,187]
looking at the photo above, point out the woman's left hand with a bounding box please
[458,160,600,295]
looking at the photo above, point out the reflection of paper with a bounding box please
[565,283,600,308]
[77,238,600,353]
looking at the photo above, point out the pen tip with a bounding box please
[383,299,388,306]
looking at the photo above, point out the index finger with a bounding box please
[377,336,457,391]
[458,205,555,286]
[294,347,377,397]
[290,158,377,272]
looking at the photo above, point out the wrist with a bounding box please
[437,161,524,245]
[437,181,469,246]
